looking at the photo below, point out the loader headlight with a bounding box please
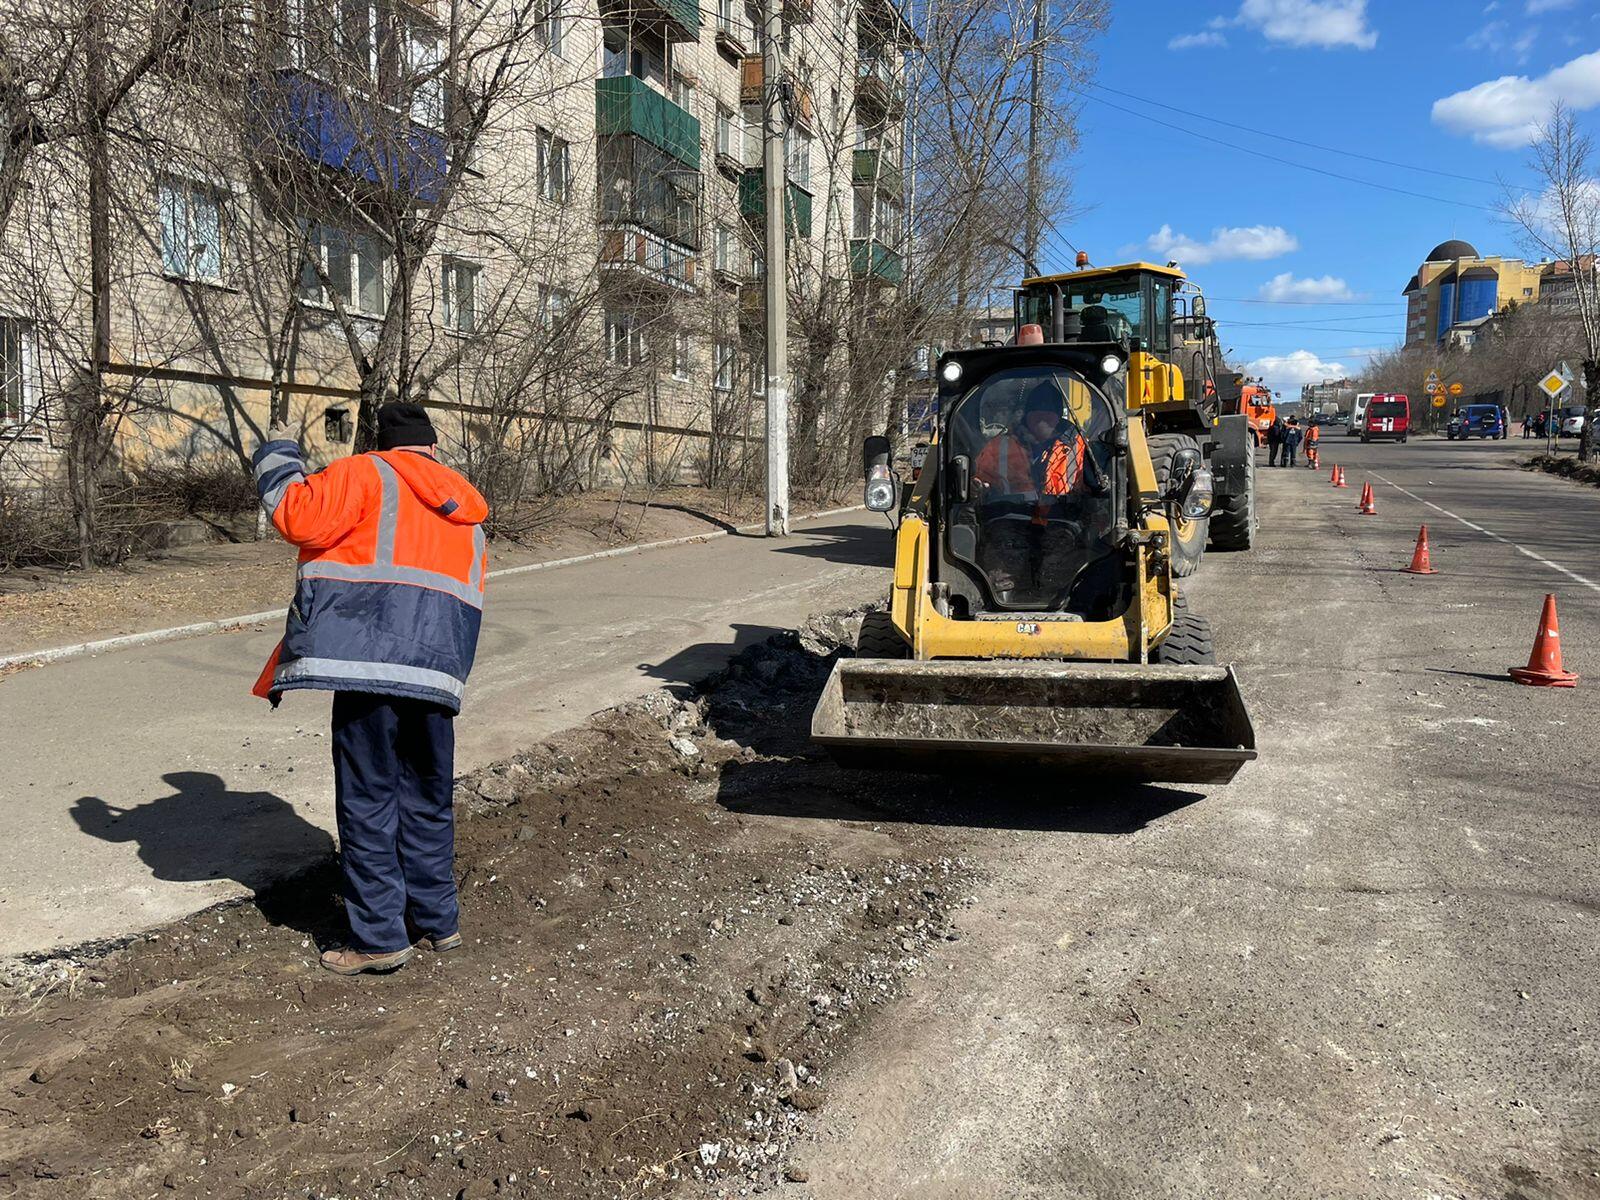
[939,360,963,385]
[1100,353,1124,375]
[1180,466,1215,520]
[864,464,900,513]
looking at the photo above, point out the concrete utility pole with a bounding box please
[1023,0,1044,277]
[762,0,790,536]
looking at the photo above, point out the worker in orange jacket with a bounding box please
[1304,419,1321,469]
[252,403,488,975]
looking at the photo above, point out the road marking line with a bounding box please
[1370,472,1600,595]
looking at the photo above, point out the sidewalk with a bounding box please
[0,510,891,955]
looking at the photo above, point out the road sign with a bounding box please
[1425,381,1440,395]
[1425,369,1441,389]
[1538,370,1570,399]
[1448,382,1463,396]
[1432,394,1447,408]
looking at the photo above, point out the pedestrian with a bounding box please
[1267,416,1285,467]
[1304,419,1321,469]
[251,404,489,976]
[1522,412,1533,439]
[1281,417,1303,468]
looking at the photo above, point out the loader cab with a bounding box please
[932,345,1129,617]
[1013,263,1184,360]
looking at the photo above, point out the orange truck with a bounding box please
[1242,385,1276,446]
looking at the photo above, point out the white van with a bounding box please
[1348,393,1373,436]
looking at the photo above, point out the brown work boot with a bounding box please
[320,946,415,976]
[418,932,462,954]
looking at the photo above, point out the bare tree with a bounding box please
[1504,101,1600,459]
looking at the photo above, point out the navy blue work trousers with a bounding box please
[331,692,459,952]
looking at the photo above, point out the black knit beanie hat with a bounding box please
[376,402,436,450]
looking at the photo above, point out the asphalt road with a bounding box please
[0,510,890,955]
[790,438,1600,1199]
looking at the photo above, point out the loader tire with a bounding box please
[1146,432,1208,577]
[856,609,909,659]
[1152,593,1216,666]
[1208,439,1256,551]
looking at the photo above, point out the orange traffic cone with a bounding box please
[1509,594,1578,687]
[1403,525,1438,574]
[1358,482,1376,514]
[1337,465,1349,488]
[1329,464,1340,485]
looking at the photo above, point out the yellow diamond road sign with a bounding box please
[1539,371,1569,398]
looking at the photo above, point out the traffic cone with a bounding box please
[1329,464,1339,485]
[1403,525,1438,574]
[1508,594,1578,687]
[1358,482,1376,514]
[1334,465,1348,488]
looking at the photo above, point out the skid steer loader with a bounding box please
[810,323,1256,784]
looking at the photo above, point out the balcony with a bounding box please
[739,169,813,240]
[598,0,701,41]
[257,71,448,202]
[850,238,904,285]
[595,76,702,169]
[597,132,702,248]
[852,148,903,196]
[715,10,753,55]
[599,223,697,292]
[856,56,905,117]
[740,57,815,126]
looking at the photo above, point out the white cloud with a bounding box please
[1247,349,1349,396]
[1234,0,1377,50]
[1259,272,1357,301]
[1465,19,1537,63]
[1146,223,1299,266]
[1432,50,1600,148]
[1527,0,1573,12]
[1169,30,1227,50]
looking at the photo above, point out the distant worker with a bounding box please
[1522,412,1534,438]
[1304,419,1321,469]
[252,403,489,976]
[1267,416,1286,467]
[1281,417,1303,468]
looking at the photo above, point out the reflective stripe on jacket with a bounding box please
[249,439,489,713]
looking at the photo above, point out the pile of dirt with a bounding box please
[1524,453,1600,488]
[0,610,971,1199]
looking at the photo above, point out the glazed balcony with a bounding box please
[856,56,905,117]
[739,169,813,240]
[850,237,904,284]
[598,0,701,42]
[595,76,702,169]
[852,148,903,196]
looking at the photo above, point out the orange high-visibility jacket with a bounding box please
[975,431,1088,497]
[250,439,488,713]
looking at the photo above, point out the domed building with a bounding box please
[1403,239,1543,348]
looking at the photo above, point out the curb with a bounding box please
[0,504,869,673]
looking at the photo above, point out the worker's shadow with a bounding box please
[70,771,339,942]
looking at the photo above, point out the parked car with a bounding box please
[1349,393,1373,436]
[1449,403,1505,440]
[1557,404,1587,438]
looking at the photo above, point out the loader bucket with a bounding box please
[811,659,1256,784]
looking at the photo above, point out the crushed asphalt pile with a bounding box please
[0,610,972,1199]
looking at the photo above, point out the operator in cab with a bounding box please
[972,384,1094,601]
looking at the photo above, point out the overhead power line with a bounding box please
[1205,295,1406,307]
[1086,82,1505,187]
[1072,88,1497,214]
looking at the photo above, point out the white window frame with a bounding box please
[537,127,571,204]
[159,176,227,284]
[0,316,39,429]
[604,309,645,367]
[535,0,566,57]
[539,283,572,330]
[442,256,481,334]
[785,127,811,192]
[406,23,445,127]
[751,353,765,396]
[713,340,736,392]
[672,330,691,380]
[713,224,737,275]
[715,104,739,161]
[298,218,391,318]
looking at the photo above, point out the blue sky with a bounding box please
[1053,0,1600,399]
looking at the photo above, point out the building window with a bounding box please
[601,27,667,88]
[539,284,572,330]
[673,330,691,380]
[742,104,762,167]
[671,73,693,110]
[159,178,225,283]
[442,257,480,333]
[750,353,765,396]
[298,219,389,317]
[537,128,571,203]
[853,186,901,244]
[0,317,36,426]
[716,104,738,161]
[535,0,566,57]
[713,341,736,391]
[786,128,811,191]
[605,309,645,366]
[713,224,737,275]
[324,406,353,443]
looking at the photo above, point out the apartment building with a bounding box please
[0,0,914,496]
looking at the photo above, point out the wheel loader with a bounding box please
[809,295,1256,785]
